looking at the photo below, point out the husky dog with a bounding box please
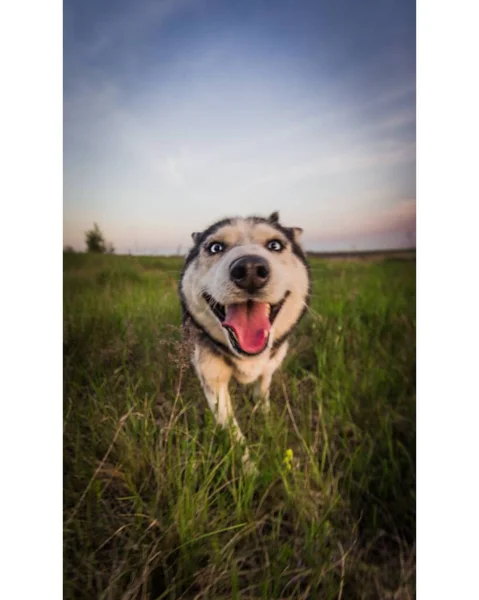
[179,211,310,466]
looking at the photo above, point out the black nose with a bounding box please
[229,255,270,292]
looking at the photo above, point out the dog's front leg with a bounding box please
[200,378,256,470]
[193,346,252,467]
[253,342,289,414]
[253,373,273,414]
[202,379,244,443]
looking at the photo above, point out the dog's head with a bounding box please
[180,212,310,357]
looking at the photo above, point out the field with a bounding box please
[63,252,416,599]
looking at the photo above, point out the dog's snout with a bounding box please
[229,255,270,292]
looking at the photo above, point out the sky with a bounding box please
[64,0,416,254]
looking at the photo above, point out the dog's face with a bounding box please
[180,212,310,357]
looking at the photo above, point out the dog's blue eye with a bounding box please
[267,239,283,252]
[208,242,225,254]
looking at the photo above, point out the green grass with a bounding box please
[63,252,416,599]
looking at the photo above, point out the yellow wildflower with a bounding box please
[283,448,294,471]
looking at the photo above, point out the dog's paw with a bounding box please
[252,396,271,416]
[241,448,259,477]
[259,398,270,415]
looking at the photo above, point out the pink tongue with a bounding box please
[223,302,271,354]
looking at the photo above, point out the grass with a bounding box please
[63,252,416,599]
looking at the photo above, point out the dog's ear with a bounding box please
[191,232,201,244]
[292,227,303,241]
[287,227,303,244]
[268,211,280,224]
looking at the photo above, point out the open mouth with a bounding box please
[202,291,290,356]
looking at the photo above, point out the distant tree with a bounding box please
[85,223,107,253]
[106,241,115,254]
[63,245,75,253]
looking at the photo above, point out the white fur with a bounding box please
[181,220,309,353]
[181,215,309,470]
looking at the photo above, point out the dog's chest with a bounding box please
[231,354,270,384]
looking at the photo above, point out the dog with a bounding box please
[179,211,311,468]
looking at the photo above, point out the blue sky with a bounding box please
[64,0,416,254]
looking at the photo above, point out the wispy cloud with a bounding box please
[65,0,196,69]
[64,0,416,252]
[313,198,416,239]
[235,139,415,192]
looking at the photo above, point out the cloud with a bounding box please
[160,157,187,188]
[239,140,415,191]
[304,198,416,243]
[65,0,196,66]
[370,81,416,108]
[63,0,415,253]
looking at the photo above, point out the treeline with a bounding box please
[64,223,115,254]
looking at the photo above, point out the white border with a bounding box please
[417,0,479,598]
[2,0,479,597]
[0,0,62,598]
